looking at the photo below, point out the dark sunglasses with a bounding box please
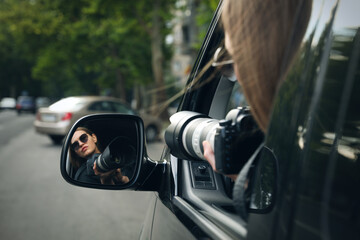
[71,133,88,151]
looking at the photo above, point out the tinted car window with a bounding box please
[111,102,134,114]
[226,81,247,113]
[88,101,113,112]
[18,96,34,102]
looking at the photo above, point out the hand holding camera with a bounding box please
[93,136,135,184]
[165,107,264,175]
[93,162,129,185]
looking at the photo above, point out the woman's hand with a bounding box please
[93,162,129,185]
[202,141,216,169]
[202,141,238,181]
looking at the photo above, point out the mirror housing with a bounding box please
[60,113,153,190]
[232,145,278,220]
[248,146,278,213]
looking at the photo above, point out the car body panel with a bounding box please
[149,196,196,240]
[248,0,360,239]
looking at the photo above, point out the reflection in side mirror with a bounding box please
[60,114,145,189]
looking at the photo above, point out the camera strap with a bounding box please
[232,142,264,221]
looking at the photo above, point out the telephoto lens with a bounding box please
[95,137,135,172]
[165,111,219,161]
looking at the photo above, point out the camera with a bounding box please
[95,137,136,172]
[165,107,264,174]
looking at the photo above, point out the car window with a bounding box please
[88,101,114,112]
[167,15,251,238]
[18,96,34,103]
[111,102,134,114]
[226,81,248,113]
[36,97,50,105]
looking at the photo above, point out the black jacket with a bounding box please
[74,153,101,184]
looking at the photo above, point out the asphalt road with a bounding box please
[0,110,164,240]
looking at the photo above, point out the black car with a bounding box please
[60,1,360,239]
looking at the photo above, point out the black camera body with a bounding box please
[214,108,264,174]
[165,107,264,175]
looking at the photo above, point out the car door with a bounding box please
[149,0,360,239]
[147,3,249,239]
[246,0,360,239]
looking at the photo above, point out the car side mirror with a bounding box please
[232,145,278,220]
[60,114,145,189]
[248,146,278,212]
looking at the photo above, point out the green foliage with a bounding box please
[0,0,217,104]
[193,0,219,50]
[0,0,162,100]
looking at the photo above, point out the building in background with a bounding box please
[170,0,199,85]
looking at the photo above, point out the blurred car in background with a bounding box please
[34,96,162,144]
[16,96,36,114]
[35,97,51,110]
[0,97,16,110]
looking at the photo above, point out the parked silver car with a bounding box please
[34,96,162,144]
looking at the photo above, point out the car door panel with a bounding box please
[151,196,197,240]
[247,0,360,239]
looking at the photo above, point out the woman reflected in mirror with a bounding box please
[69,127,129,185]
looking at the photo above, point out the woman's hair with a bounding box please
[69,127,98,171]
[222,0,312,132]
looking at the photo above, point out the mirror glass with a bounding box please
[61,114,143,186]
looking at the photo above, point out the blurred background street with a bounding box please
[0,110,165,240]
[0,1,218,239]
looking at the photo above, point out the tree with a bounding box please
[116,1,175,119]
[0,0,217,119]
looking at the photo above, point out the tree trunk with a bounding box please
[111,47,127,102]
[132,85,145,110]
[115,68,126,102]
[150,0,169,120]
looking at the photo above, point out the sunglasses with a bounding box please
[71,133,89,151]
[212,46,236,80]
[212,47,234,67]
